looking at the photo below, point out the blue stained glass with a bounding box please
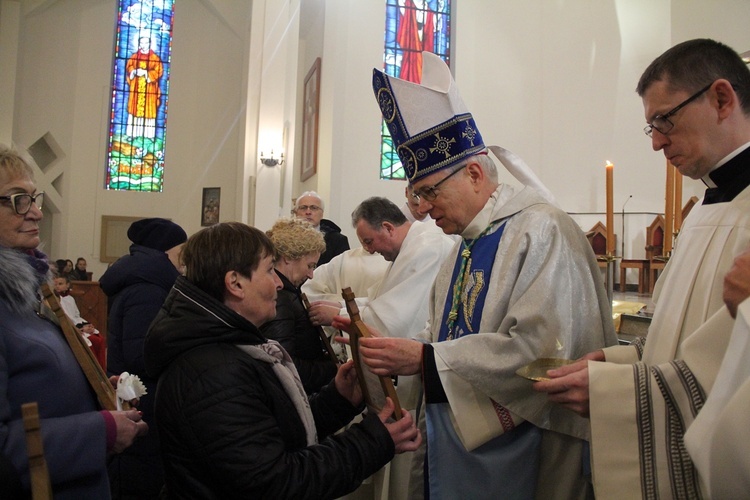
[106,0,175,191]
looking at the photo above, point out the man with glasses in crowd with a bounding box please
[347,52,616,498]
[535,39,750,498]
[293,191,349,266]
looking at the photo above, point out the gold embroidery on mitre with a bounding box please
[462,122,478,147]
[397,145,419,180]
[377,87,396,123]
[429,132,456,158]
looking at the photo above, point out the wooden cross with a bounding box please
[301,292,340,365]
[40,283,120,411]
[22,402,52,500]
[341,287,402,420]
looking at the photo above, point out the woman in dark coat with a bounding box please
[0,146,146,499]
[262,217,337,393]
[144,222,421,499]
[100,217,187,500]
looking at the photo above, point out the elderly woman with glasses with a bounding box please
[261,217,337,394]
[0,145,147,498]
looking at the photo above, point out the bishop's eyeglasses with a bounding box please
[411,164,467,203]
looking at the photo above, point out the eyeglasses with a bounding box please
[0,192,44,215]
[295,205,322,212]
[643,83,713,137]
[411,165,466,202]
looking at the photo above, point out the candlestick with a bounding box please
[664,161,674,254]
[605,161,614,255]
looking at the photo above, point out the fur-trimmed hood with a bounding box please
[0,245,50,315]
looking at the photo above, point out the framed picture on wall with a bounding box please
[301,58,321,182]
[201,187,221,226]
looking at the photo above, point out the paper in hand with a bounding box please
[116,372,147,410]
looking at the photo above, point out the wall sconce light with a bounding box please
[260,150,284,167]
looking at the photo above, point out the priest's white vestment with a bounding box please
[589,184,750,499]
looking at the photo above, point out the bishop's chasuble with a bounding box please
[419,184,617,499]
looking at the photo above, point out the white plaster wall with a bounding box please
[252,0,300,232]
[6,0,252,279]
[0,0,20,146]
[293,0,325,205]
[311,0,749,266]
[3,0,749,282]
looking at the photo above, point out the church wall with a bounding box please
[292,0,324,209]
[3,0,749,281]
[315,0,749,266]
[0,0,20,146]
[252,0,301,231]
[7,0,252,279]
[316,0,386,235]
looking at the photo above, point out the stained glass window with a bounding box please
[380,0,451,180]
[106,0,175,191]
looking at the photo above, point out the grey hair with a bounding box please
[453,152,497,183]
[294,191,325,211]
[0,145,35,184]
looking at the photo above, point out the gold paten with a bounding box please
[516,358,576,382]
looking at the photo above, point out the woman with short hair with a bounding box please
[144,222,421,498]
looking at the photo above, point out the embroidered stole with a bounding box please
[439,221,506,341]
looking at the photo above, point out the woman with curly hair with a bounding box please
[262,217,337,393]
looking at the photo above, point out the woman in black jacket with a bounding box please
[100,217,187,500]
[144,222,421,499]
[262,217,337,393]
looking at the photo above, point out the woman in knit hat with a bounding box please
[99,217,187,500]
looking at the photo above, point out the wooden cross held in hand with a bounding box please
[22,402,52,500]
[40,283,122,411]
[301,292,340,365]
[341,287,402,420]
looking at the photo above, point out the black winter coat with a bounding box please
[99,244,180,498]
[318,219,350,266]
[100,244,181,381]
[261,270,337,394]
[144,277,395,499]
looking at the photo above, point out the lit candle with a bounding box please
[605,161,614,255]
[664,161,674,254]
